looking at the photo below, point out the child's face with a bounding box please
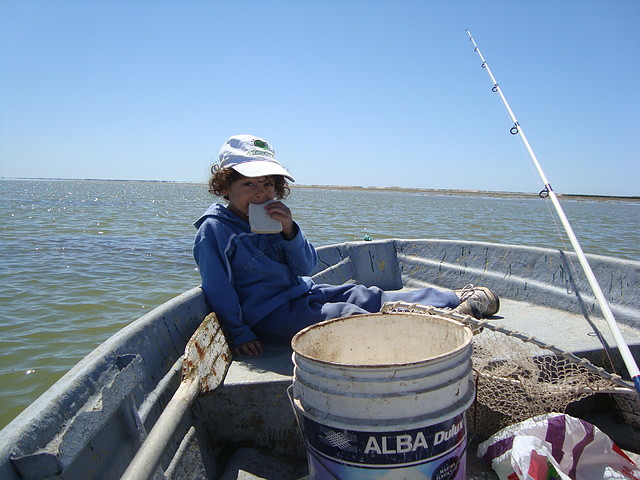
[223,175,276,219]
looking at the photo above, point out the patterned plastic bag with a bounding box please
[477,413,639,480]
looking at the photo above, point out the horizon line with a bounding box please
[2,176,638,201]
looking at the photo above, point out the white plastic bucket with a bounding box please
[291,312,474,480]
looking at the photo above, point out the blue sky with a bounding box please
[1,1,638,196]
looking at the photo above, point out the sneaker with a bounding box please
[453,285,500,319]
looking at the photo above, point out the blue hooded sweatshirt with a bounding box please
[193,203,318,346]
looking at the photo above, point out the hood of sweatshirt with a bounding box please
[194,203,248,231]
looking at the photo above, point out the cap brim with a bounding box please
[231,160,295,182]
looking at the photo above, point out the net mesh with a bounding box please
[380,302,638,439]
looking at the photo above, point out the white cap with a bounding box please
[218,134,295,182]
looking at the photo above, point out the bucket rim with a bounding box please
[291,312,473,368]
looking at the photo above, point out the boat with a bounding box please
[1,238,639,479]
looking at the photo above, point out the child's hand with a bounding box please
[235,339,263,356]
[264,201,295,240]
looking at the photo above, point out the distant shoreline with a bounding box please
[3,177,639,202]
[295,184,640,202]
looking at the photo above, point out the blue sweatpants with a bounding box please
[253,283,460,344]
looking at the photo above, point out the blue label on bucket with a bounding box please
[302,413,467,479]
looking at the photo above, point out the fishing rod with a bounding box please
[465,29,640,396]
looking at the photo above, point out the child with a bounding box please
[193,134,499,356]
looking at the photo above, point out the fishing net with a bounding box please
[380,302,639,440]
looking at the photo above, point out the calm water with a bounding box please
[1,179,638,429]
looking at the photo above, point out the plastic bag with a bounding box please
[477,413,640,480]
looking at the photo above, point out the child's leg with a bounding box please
[381,288,460,309]
[253,284,460,343]
[253,283,384,343]
[315,283,460,309]
[313,283,385,311]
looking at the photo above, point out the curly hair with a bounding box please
[208,164,290,199]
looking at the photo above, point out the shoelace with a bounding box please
[455,283,477,303]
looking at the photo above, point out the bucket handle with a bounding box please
[286,385,304,438]
[287,385,344,480]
